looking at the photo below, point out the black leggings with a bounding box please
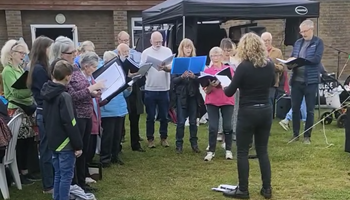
[16,137,37,172]
[236,105,272,191]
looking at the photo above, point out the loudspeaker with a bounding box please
[245,26,266,36]
[229,23,257,43]
[284,18,305,46]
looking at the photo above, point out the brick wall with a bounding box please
[113,11,128,48]
[0,11,7,47]
[21,11,115,56]
[5,10,23,40]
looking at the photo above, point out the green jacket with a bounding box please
[2,65,33,109]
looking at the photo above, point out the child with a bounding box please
[41,59,83,200]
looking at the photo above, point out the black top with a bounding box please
[224,60,275,107]
[41,81,83,151]
[31,63,50,113]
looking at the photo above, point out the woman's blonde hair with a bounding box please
[177,38,196,57]
[0,39,29,66]
[236,32,268,67]
[103,51,117,63]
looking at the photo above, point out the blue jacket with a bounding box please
[100,89,131,118]
[31,63,50,113]
[290,36,324,85]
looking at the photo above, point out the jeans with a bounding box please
[285,97,306,121]
[144,91,169,141]
[291,82,318,138]
[175,96,198,148]
[37,114,54,190]
[206,104,234,152]
[52,151,76,200]
[236,104,272,191]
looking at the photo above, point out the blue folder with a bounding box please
[171,56,207,74]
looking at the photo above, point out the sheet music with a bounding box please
[95,62,126,101]
[216,75,231,87]
[146,54,175,68]
[276,58,296,64]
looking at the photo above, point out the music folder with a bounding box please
[12,71,28,89]
[198,67,232,87]
[92,57,127,101]
[171,56,207,74]
[123,57,152,76]
[276,58,312,69]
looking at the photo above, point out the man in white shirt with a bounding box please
[140,31,172,148]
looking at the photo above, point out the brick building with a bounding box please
[0,0,349,76]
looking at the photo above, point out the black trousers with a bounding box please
[16,137,38,172]
[85,134,97,176]
[72,118,92,189]
[100,117,124,164]
[236,104,272,191]
[129,112,141,150]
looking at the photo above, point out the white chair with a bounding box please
[0,113,23,199]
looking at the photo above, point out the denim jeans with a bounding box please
[236,104,272,191]
[175,96,198,148]
[144,91,169,141]
[52,151,76,200]
[37,113,54,190]
[206,104,234,152]
[291,82,318,138]
[285,96,306,121]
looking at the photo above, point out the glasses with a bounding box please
[62,50,76,55]
[299,29,310,34]
[119,39,130,43]
[153,41,163,45]
[263,39,272,42]
[13,51,27,56]
[223,49,233,53]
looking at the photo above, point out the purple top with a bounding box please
[67,67,93,118]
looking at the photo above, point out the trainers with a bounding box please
[217,133,223,142]
[161,139,170,147]
[20,175,34,185]
[206,145,210,151]
[204,152,215,161]
[24,173,41,182]
[303,137,311,144]
[85,177,96,184]
[279,119,290,131]
[43,189,54,194]
[148,140,156,148]
[225,151,233,160]
[221,143,226,149]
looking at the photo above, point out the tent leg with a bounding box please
[182,16,186,39]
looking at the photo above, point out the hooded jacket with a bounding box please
[41,81,83,151]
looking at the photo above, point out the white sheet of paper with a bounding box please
[216,75,231,87]
[146,54,175,69]
[211,184,237,192]
[95,62,126,101]
[276,58,296,64]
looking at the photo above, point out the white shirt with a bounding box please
[140,46,173,91]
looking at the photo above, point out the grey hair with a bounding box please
[79,51,99,69]
[209,46,223,56]
[300,19,314,29]
[49,36,74,64]
[81,41,95,52]
[103,51,117,63]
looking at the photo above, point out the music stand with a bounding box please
[326,45,349,79]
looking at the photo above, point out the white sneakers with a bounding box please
[204,150,233,161]
[185,118,200,126]
[279,119,290,131]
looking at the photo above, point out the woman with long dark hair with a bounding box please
[27,36,54,193]
[223,33,275,199]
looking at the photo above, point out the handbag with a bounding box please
[9,101,36,116]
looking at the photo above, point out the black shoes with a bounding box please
[111,157,124,165]
[223,187,250,199]
[260,187,272,199]
[192,146,201,153]
[132,147,146,152]
[176,147,183,154]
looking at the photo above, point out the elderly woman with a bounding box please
[49,36,77,65]
[74,41,104,68]
[1,39,40,185]
[203,47,234,162]
[66,51,104,193]
[223,33,275,199]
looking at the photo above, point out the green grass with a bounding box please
[9,114,350,200]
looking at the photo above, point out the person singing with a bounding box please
[223,32,275,199]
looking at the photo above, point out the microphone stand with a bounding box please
[326,45,349,79]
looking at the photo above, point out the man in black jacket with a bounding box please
[41,59,83,200]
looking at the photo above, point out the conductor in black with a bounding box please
[223,32,275,199]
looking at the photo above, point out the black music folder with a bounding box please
[123,57,152,76]
[11,71,28,89]
[276,58,312,69]
[198,67,232,87]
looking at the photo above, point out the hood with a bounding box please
[41,81,67,101]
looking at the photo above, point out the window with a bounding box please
[130,17,169,48]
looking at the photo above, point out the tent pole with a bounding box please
[182,16,186,39]
[317,18,320,118]
[142,24,145,51]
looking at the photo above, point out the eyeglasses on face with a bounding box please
[62,50,77,55]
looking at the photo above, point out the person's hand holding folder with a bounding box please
[210,80,220,87]
[89,80,105,93]
[188,71,196,79]
[181,71,189,78]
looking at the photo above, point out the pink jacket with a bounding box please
[204,64,235,106]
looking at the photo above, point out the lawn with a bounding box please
[8,114,350,200]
